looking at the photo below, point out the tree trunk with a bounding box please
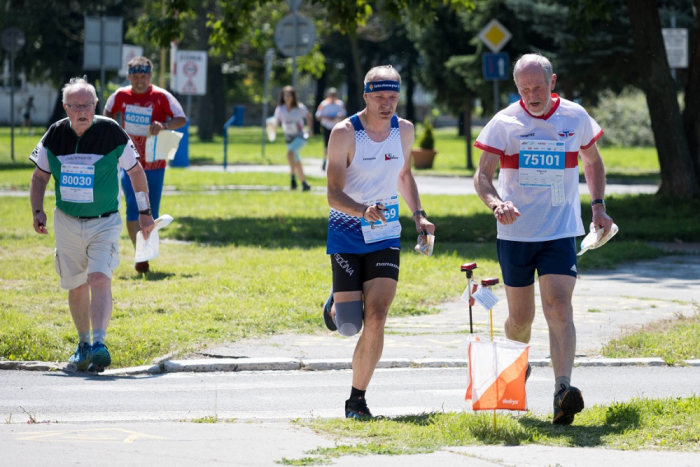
[345,34,361,116]
[348,33,364,115]
[314,69,327,135]
[196,1,214,141]
[464,94,473,170]
[405,49,415,123]
[626,0,699,198]
[682,0,700,187]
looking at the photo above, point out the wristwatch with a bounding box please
[412,209,427,219]
[139,208,152,216]
[591,199,605,209]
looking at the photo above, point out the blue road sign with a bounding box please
[482,53,509,80]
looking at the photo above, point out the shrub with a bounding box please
[418,118,435,150]
[590,88,655,148]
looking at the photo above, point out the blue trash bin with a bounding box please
[170,118,190,168]
[233,105,245,127]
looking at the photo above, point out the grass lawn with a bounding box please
[290,396,700,463]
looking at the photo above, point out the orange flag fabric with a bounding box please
[465,334,529,411]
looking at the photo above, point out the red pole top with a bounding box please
[461,262,477,272]
[481,278,500,286]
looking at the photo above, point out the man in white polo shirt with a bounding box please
[474,53,614,425]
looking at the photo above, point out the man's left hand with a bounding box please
[139,215,156,240]
[592,208,614,240]
[149,121,166,136]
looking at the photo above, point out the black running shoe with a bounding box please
[291,177,298,190]
[525,363,532,382]
[552,383,584,425]
[302,181,311,191]
[323,288,337,331]
[345,396,373,419]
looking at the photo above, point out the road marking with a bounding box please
[13,428,166,443]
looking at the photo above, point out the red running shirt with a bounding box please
[104,84,185,170]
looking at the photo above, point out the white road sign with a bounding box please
[119,45,144,77]
[662,28,688,69]
[173,50,208,95]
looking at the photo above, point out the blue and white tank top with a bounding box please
[326,114,405,254]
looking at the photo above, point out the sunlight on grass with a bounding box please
[295,396,700,462]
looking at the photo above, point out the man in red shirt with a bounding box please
[104,57,186,273]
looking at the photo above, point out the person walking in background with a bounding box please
[316,87,346,171]
[473,53,614,425]
[274,86,313,191]
[29,77,155,373]
[19,96,36,135]
[104,56,186,274]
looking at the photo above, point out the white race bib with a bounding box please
[124,105,153,136]
[360,195,401,244]
[59,164,94,203]
[518,140,565,187]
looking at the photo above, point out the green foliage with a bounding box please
[418,119,435,150]
[591,88,655,148]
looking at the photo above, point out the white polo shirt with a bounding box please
[475,95,603,241]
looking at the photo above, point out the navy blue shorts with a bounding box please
[330,248,400,293]
[121,167,165,221]
[497,237,578,287]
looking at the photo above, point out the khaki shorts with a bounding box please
[53,208,122,290]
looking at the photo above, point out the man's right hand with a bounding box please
[33,210,48,234]
[363,203,387,225]
[493,201,521,225]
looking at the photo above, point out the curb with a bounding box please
[2,356,694,375]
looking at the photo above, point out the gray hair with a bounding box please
[513,54,553,87]
[62,76,98,104]
[364,65,401,85]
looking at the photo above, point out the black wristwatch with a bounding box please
[591,199,605,209]
[139,208,152,216]
[412,209,427,219]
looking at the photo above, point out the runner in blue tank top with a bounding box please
[323,65,435,419]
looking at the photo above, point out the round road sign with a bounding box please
[274,13,316,58]
[183,61,198,78]
[1,27,25,53]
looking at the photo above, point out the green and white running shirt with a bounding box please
[30,116,139,218]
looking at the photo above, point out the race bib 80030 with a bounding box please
[59,164,94,203]
[124,105,153,136]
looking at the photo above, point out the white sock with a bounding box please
[92,329,107,345]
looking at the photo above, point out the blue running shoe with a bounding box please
[87,342,111,373]
[68,342,91,371]
[345,396,373,420]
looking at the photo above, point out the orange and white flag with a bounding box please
[465,334,529,411]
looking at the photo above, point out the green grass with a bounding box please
[293,396,700,462]
[1,187,685,367]
[602,309,700,364]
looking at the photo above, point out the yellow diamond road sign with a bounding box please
[478,19,512,53]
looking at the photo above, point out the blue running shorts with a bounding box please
[497,237,578,287]
[121,167,165,221]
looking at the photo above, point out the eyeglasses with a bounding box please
[65,103,95,111]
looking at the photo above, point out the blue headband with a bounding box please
[364,80,400,93]
[128,65,151,75]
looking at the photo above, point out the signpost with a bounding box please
[662,28,688,79]
[2,26,25,162]
[478,19,511,114]
[119,45,144,77]
[172,50,208,116]
[83,16,123,113]
[274,0,316,88]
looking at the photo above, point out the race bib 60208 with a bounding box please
[124,105,153,136]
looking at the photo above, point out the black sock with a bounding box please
[350,387,366,400]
